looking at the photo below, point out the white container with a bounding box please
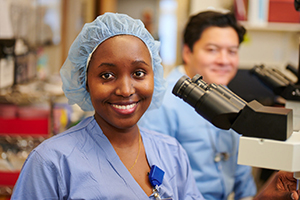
[0,57,14,89]
[248,0,269,26]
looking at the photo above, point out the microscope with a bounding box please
[172,3,300,190]
[250,64,300,130]
[172,0,300,191]
[242,0,300,182]
[172,73,300,190]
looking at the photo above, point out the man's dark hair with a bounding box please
[183,11,246,51]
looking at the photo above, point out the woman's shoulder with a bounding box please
[34,116,95,156]
[140,127,190,174]
[140,127,185,156]
[140,127,177,143]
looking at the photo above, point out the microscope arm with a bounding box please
[172,74,300,181]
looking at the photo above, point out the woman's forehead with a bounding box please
[99,35,148,50]
[88,35,152,70]
[93,35,152,61]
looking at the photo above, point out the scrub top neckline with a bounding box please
[87,117,152,198]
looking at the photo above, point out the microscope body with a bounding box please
[172,74,299,173]
[239,65,300,170]
[238,100,300,172]
[238,102,300,172]
[242,58,300,172]
[238,129,300,172]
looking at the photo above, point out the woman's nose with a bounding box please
[115,77,135,97]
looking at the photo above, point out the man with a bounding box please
[139,10,256,199]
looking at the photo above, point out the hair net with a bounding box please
[60,12,166,112]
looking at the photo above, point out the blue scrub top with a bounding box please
[139,66,257,200]
[11,116,203,200]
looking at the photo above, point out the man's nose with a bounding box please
[115,77,135,97]
[217,50,230,64]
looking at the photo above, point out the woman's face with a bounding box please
[86,35,154,131]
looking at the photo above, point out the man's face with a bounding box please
[183,26,240,85]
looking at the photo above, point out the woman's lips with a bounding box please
[111,102,138,115]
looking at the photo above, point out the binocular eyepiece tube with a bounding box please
[172,74,293,141]
[172,75,246,130]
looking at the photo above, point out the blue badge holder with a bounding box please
[148,165,172,200]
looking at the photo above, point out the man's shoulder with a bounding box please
[161,66,186,105]
[165,66,185,85]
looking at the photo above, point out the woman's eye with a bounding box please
[101,73,114,80]
[134,70,146,78]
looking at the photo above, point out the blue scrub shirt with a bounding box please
[11,116,203,200]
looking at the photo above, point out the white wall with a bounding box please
[189,0,233,15]
[239,28,299,70]
[117,0,159,36]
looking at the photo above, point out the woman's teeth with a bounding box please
[112,103,136,110]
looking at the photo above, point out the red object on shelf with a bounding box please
[268,0,300,23]
[0,118,49,137]
[0,172,20,186]
[234,0,248,21]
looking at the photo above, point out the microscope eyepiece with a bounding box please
[172,74,293,141]
[172,74,246,130]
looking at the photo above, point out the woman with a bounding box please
[10,13,203,199]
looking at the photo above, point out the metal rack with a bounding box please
[0,89,52,197]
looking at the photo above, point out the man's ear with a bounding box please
[182,44,192,64]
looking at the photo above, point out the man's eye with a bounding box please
[101,73,114,80]
[207,48,217,53]
[229,50,238,55]
[134,70,146,78]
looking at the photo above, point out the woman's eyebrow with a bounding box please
[97,60,150,68]
[98,62,116,68]
[132,60,150,66]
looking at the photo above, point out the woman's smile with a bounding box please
[111,102,138,115]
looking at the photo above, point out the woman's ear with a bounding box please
[86,66,90,92]
[86,81,89,92]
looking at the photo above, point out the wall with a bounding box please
[189,0,233,14]
[117,0,159,26]
[239,25,299,72]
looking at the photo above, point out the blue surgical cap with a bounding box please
[60,12,166,112]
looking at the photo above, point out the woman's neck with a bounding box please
[94,116,140,148]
